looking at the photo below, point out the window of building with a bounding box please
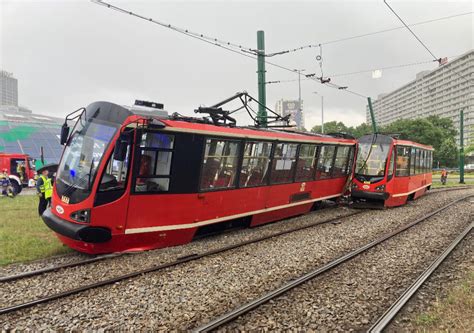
[239,141,272,187]
[316,145,336,179]
[200,138,240,190]
[333,146,351,178]
[395,146,410,176]
[135,132,174,193]
[270,143,298,184]
[295,144,318,181]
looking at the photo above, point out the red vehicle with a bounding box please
[0,153,36,194]
[351,134,433,208]
[42,97,356,254]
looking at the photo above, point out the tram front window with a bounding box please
[56,119,117,203]
[355,142,390,177]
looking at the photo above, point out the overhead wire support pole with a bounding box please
[367,97,377,133]
[459,109,465,184]
[257,31,267,126]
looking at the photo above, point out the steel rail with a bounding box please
[193,194,473,332]
[0,211,365,315]
[0,203,347,283]
[368,221,473,333]
[0,254,122,283]
[0,185,469,284]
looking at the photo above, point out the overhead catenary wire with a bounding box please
[383,0,471,85]
[91,0,368,99]
[265,57,456,87]
[91,0,258,55]
[383,0,438,61]
[264,11,473,57]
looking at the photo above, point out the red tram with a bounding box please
[42,99,356,254]
[351,134,433,208]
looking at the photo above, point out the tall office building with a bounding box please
[275,99,305,129]
[0,70,19,106]
[368,50,473,146]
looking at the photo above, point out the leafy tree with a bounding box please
[438,137,458,167]
[348,123,373,138]
[311,121,348,135]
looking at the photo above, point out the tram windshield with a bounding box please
[355,141,390,177]
[56,116,117,202]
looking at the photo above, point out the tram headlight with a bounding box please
[351,182,358,189]
[375,184,386,191]
[70,209,91,223]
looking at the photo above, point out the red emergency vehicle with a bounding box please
[0,153,36,194]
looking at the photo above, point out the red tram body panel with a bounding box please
[351,134,433,208]
[42,101,357,254]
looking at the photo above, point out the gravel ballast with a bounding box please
[1,188,473,330]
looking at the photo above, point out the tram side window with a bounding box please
[239,141,272,187]
[295,144,318,182]
[395,146,410,176]
[388,149,395,177]
[416,149,422,174]
[423,150,428,173]
[135,132,174,193]
[345,147,355,175]
[333,146,351,178]
[316,145,336,179]
[270,143,298,184]
[428,151,433,171]
[410,148,416,175]
[200,139,240,190]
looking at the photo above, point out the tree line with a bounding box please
[310,116,464,168]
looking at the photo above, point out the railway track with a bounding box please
[0,211,365,315]
[368,221,473,333]
[1,187,471,319]
[2,185,469,284]
[193,194,473,332]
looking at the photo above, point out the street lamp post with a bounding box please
[313,91,324,134]
[294,69,305,130]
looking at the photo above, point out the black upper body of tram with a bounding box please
[54,101,357,206]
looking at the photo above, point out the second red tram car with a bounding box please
[351,134,433,208]
[42,100,357,254]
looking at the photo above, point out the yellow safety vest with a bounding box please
[40,175,53,199]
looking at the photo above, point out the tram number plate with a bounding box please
[61,196,70,204]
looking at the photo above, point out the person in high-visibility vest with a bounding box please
[440,169,448,185]
[36,167,52,216]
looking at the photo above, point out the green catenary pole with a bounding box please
[459,109,465,184]
[367,97,377,133]
[257,30,267,126]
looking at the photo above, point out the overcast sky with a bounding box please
[1,0,472,129]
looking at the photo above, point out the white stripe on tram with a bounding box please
[124,193,343,234]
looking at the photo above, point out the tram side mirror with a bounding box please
[113,132,130,161]
[60,123,70,145]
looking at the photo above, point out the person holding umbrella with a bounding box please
[36,165,53,216]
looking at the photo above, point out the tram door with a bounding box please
[93,129,134,234]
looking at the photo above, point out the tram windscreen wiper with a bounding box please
[87,158,94,190]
